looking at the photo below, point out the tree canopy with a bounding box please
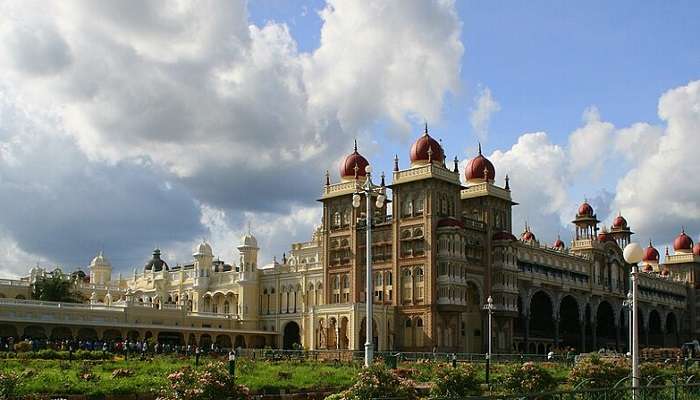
[31,272,84,303]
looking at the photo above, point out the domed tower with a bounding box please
[193,241,214,287]
[339,140,370,182]
[464,143,495,185]
[409,124,445,167]
[641,240,660,273]
[572,200,599,245]
[237,229,260,320]
[144,248,169,273]
[673,230,694,254]
[89,251,112,285]
[553,235,565,251]
[609,212,633,248]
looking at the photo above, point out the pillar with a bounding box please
[580,322,586,353]
[554,318,560,348]
[523,313,530,352]
[591,322,597,350]
[615,323,621,351]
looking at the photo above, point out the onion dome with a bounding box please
[597,226,613,243]
[673,229,694,252]
[553,237,565,249]
[340,140,370,181]
[464,143,495,183]
[239,232,258,249]
[437,217,465,228]
[693,242,700,257]
[643,240,660,263]
[612,213,628,229]
[660,268,670,277]
[193,241,213,257]
[577,201,594,217]
[145,248,169,272]
[90,251,111,268]
[521,225,536,242]
[493,231,517,241]
[410,124,445,166]
[643,264,654,273]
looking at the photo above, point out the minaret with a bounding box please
[237,227,260,320]
[193,241,213,287]
[89,251,112,285]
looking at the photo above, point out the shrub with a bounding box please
[111,368,134,379]
[501,362,557,395]
[156,361,251,400]
[0,371,19,400]
[569,355,629,389]
[431,364,481,398]
[327,364,417,400]
[13,341,31,353]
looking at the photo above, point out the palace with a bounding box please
[1,127,698,354]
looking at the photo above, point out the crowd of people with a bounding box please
[0,336,232,355]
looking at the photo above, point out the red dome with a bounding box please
[339,141,369,181]
[410,126,444,165]
[521,226,536,242]
[612,214,627,229]
[578,201,594,217]
[597,231,610,242]
[464,143,495,182]
[673,230,694,252]
[643,241,660,262]
[693,243,700,257]
[493,231,517,241]
[643,264,654,273]
[553,238,565,249]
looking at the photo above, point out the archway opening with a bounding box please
[595,301,616,350]
[529,291,554,342]
[77,327,98,341]
[50,326,73,340]
[24,325,46,339]
[215,334,232,349]
[158,331,183,346]
[283,321,301,349]
[666,312,679,347]
[559,295,580,351]
[359,318,378,351]
[234,334,246,349]
[648,310,663,347]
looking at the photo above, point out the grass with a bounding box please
[0,356,361,396]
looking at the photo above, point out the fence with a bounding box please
[373,380,700,400]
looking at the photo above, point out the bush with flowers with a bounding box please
[325,363,417,400]
[156,361,251,400]
[568,355,629,389]
[430,363,481,398]
[501,362,557,395]
[0,371,19,400]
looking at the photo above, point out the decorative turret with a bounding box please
[193,241,214,283]
[339,140,370,182]
[409,123,445,167]
[609,211,633,248]
[572,200,599,241]
[464,142,495,184]
[237,227,260,321]
[89,251,112,285]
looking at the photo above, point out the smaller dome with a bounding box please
[643,241,660,263]
[339,140,370,181]
[612,213,627,229]
[194,241,213,257]
[643,264,654,273]
[553,237,565,249]
[493,231,517,241]
[464,143,495,183]
[577,201,594,217]
[90,251,110,268]
[673,230,694,252]
[693,242,700,257]
[145,248,169,272]
[660,268,670,277]
[410,125,445,166]
[240,232,258,248]
[521,225,536,242]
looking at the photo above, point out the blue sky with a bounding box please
[0,1,698,274]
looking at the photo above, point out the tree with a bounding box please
[31,271,84,303]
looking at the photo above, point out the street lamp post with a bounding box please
[483,296,495,385]
[352,165,386,368]
[623,243,644,400]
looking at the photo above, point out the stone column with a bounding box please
[580,322,586,353]
[523,313,530,352]
[591,322,597,350]
[554,318,560,348]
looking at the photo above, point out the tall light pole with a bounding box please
[352,165,386,368]
[483,295,495,385]
[623,243,643,400]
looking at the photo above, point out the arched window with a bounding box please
[223,301,230,314]
[415,267,424,282]
[334,212,341,227]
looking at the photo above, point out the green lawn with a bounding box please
[0,356,361,397]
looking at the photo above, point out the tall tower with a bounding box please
[237,230,260,320]
[609,212,633,248]
[89,251,112,285]
[572,200,599,244]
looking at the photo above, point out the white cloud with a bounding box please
[567,106,615,178]
[0,0,465,274]
[613,80,700,243]
[469,86,500,140]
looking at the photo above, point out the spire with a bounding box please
[380,172,385,186]
[424,121,428,136]
[478,142,482,155]
[393,154,399,171]
[453,156,459,173]
[325,170,330,186]
[247,221,252,235]
[649,238,653,247]
[505,174,510,190]
[353,138,358,153]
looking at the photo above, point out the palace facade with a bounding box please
[1,128,698,354]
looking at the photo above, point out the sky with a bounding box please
[0,0,699,277]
